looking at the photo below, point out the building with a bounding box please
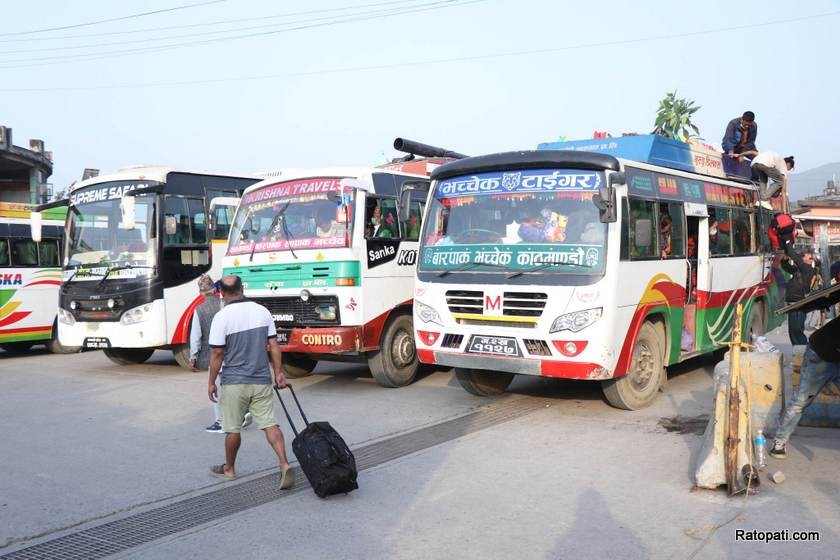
[0,126,53,204]
[793,180,840,266]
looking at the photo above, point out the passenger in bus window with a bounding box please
[659,214,673,258]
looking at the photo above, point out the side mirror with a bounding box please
[121,195,136,230]
[635,219,652,248]
[399,189,412,223]
[593,185,617,223]
[30,211,43,243]
[165,215,177,236]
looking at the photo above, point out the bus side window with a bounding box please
[628,199,656,258]
[709,207,732,256]
[658,202,685,259]
[731,209,752,255]
[620,199,629,260]
[213,205,232,241]
[164,197,206,245]
[0,239,9,266]
[365,197,400,239]
[11,239,38,267]
[758,209,772,252]
[38,240,60,266]
[401,198,425,241]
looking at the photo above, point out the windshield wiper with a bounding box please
[253,202,294,261]
[506,260,593,279]
[64,267,104,284]
[437,261,506,277]
[97,264,155,289]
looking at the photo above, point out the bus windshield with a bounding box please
[420,168,607,274]
[228,177,353,256]
[66,194,156,278]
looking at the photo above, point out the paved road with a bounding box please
[1,324,838,559]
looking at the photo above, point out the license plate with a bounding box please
[83,337,111,349]
[467,335,520,357]
[276,330,291,345]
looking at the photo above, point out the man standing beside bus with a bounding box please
[207,275,295,489]
[782,245,816,346]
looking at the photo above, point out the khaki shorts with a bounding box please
[220,384,277,433]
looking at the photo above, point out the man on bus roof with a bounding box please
[722,111,758,156]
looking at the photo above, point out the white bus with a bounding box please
[411,137,785,409]
[33,167,258,366]
[0,203,71,353]
[222,158,441,387]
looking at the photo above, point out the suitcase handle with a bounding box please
[273,384,309,437]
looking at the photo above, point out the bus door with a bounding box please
[683,203,708,353]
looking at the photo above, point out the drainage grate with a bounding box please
[1,397,545,560]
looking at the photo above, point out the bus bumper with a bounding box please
[58,300,168,349]
[279,326,363,354]
[418,349,611,380]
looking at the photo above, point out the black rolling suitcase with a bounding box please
[274,384,358,498]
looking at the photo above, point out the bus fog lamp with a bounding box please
[69,300,77,310]
[549,307,602,333]
[415,300,443,325]
[317,305,336,321]
[107,299,115,309]
[58,308,75,326]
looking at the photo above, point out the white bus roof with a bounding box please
[69,166,257,194]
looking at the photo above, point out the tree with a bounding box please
[653,91,700,141]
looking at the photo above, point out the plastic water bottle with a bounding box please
[754,429,767,469]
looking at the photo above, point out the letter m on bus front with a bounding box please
[485,295,501,312]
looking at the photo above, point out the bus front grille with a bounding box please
[256,296,341,326]
[445,290,547,319]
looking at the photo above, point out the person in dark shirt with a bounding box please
[781,245,815,345]
[770,315,840,458]
[722,111,758,156]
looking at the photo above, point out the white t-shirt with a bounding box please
[751,152,788,176]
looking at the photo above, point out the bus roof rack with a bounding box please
[430,150,621,181]
[537,135,753,184]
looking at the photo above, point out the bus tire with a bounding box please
[746,301,765,341]
[172,343,193,369]
[282,353,318,378]
[368,313,419,388]
[104,347,154,365]
[602,321,665,410]
[455,368,515,397]
[47,320,81,354]
[0,341,35,353]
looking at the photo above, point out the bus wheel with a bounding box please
[368,314,419,388]
[172,344,193,369]
[455,368,515,397]
[746,302,765,341]
[602,321,665,410]
[282,353,318,378]
[47,320,81,354]
[104,347,155,365]
[0,341,35,353]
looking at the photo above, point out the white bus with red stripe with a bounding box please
[222,162,438,387]
[412,144,785,409]
[33,167,258,367]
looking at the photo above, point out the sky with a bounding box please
[1,0,839,193]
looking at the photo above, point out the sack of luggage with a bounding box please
[274,385,358,498]
[768,212,796,250]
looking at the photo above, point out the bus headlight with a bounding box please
[58,307,75,326]
[415,300,443,325]
[549,307,602,333]
[121,304,152,325]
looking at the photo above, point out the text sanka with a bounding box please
[1,273,23,285]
